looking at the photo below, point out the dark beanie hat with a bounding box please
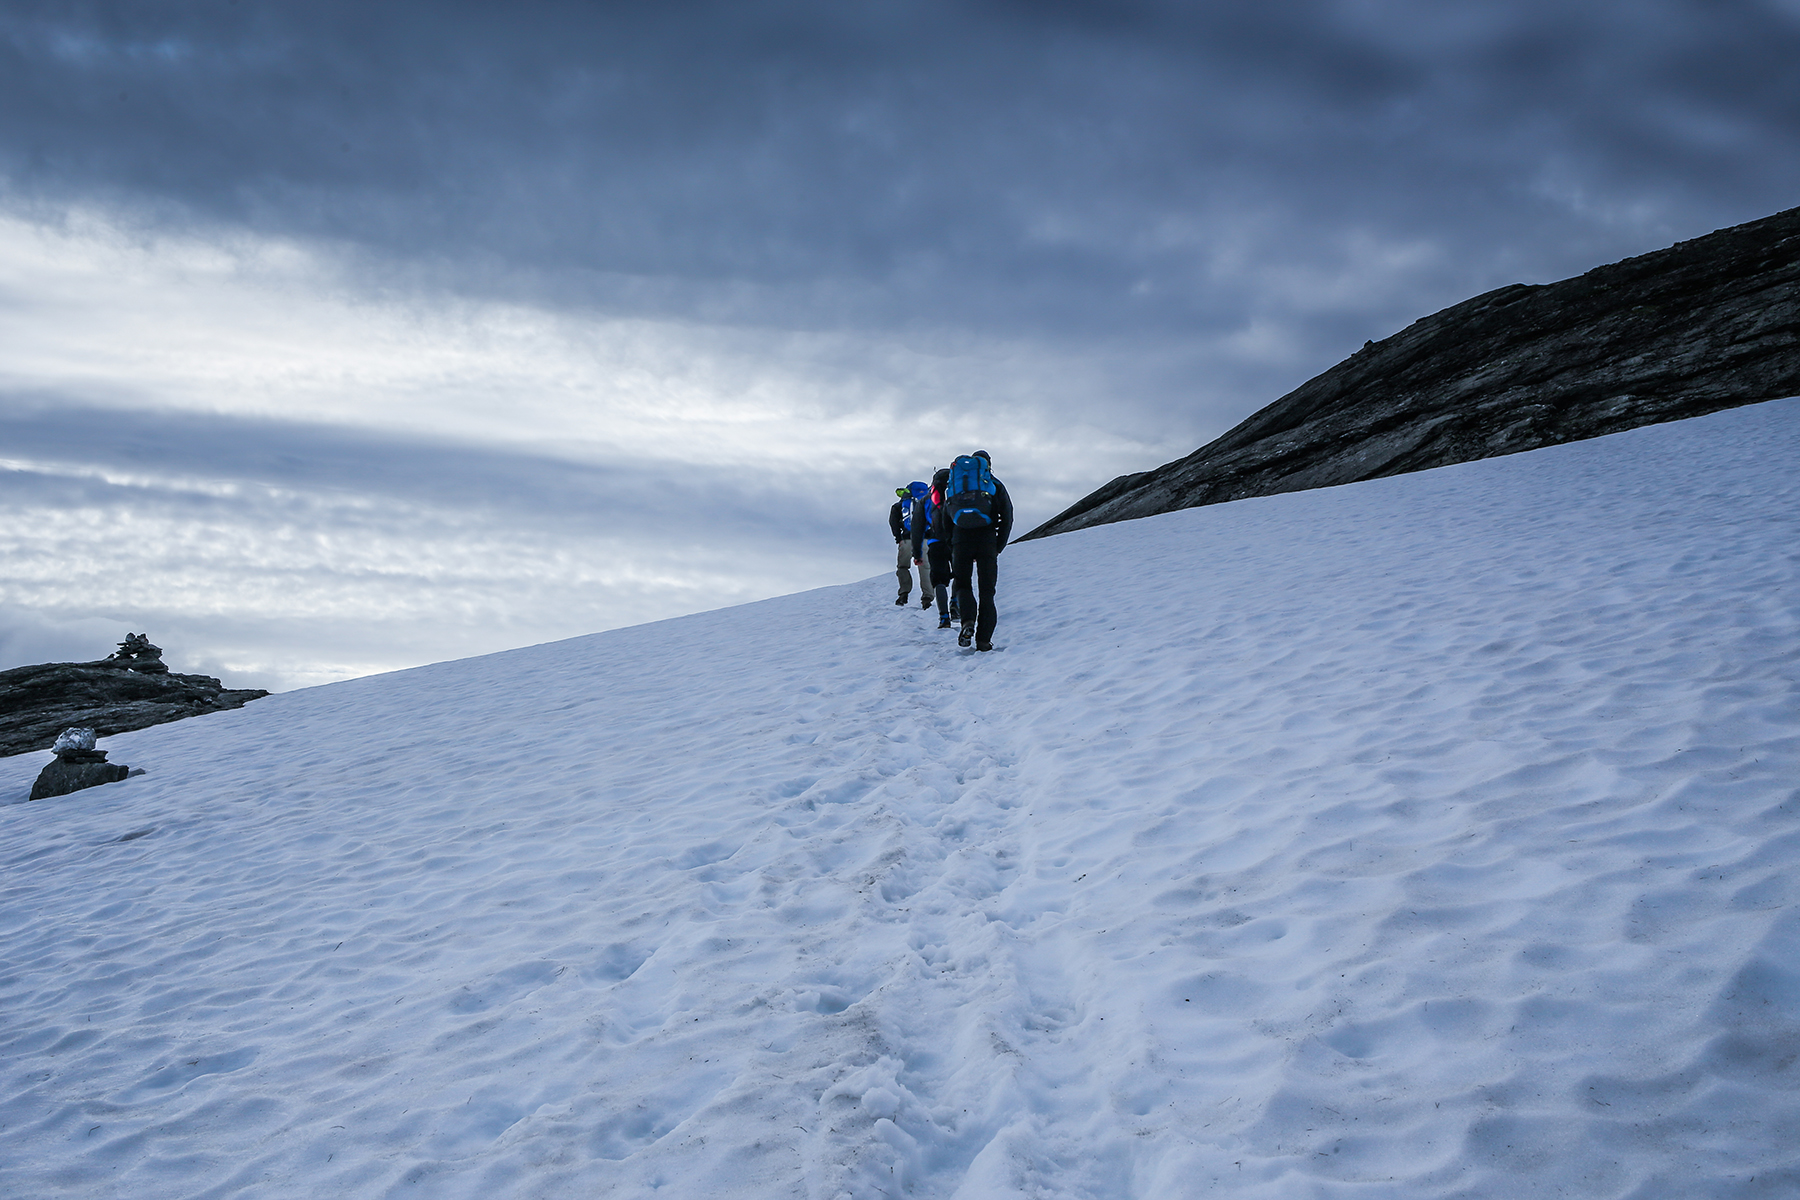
[973,449,991,461]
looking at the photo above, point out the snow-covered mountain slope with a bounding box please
[4,398,1799,1200]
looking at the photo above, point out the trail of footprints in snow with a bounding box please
[725,600,1125,1195]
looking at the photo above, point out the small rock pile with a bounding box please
[29,727,131,801]
[106,633,170,674]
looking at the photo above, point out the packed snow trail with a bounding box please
[4,398,1800,1198]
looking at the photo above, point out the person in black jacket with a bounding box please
[889,486,916,605]
[949,450,1014,651]
[912,467,955,628]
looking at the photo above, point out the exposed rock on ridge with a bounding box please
[0,648,268,758]
[1023,205,1800,540]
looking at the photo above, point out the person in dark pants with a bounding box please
[949,450,1014,651]
[912,467,955,628]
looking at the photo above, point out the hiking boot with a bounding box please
[921,595,932,609]
[938,615,952,629]
[957,623,974,648]
[895,592,908,606]
[976,641,993,652]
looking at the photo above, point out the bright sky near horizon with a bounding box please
[3,1,1799,689]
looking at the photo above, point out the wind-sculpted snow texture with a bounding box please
[4,400,1800,1199]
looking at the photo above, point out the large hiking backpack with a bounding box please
[901,481,928,535]
[946,455,996,529]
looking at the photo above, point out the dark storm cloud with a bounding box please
[5,0,1798,350]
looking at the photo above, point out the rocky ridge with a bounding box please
[0,637,267,758]
[1023,205,1800,540]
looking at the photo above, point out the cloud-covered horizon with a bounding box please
[3,1,1798,691]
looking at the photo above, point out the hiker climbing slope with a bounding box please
[912,467,955,628]
[946,450,1014,651]
[907,479,936,610]
[889,483,927,606]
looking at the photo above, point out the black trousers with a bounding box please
[926,541,954,614]
[951,527,999,645]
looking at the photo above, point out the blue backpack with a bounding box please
[946,455,996,529]
[901,481,928,534]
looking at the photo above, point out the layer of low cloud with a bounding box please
[0,397,872,690]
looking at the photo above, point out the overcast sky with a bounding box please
[4,0,1798,691]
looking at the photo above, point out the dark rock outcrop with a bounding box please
[29,752,130,800]
[0,638,267,758]
[29,730,131,800]
[1024,205,1800,541]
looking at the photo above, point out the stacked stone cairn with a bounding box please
[107,632,170,674]
[29,727,131,801]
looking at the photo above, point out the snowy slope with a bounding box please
[4,399,1800,1200]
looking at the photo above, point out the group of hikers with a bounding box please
[888,450,1015,652]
